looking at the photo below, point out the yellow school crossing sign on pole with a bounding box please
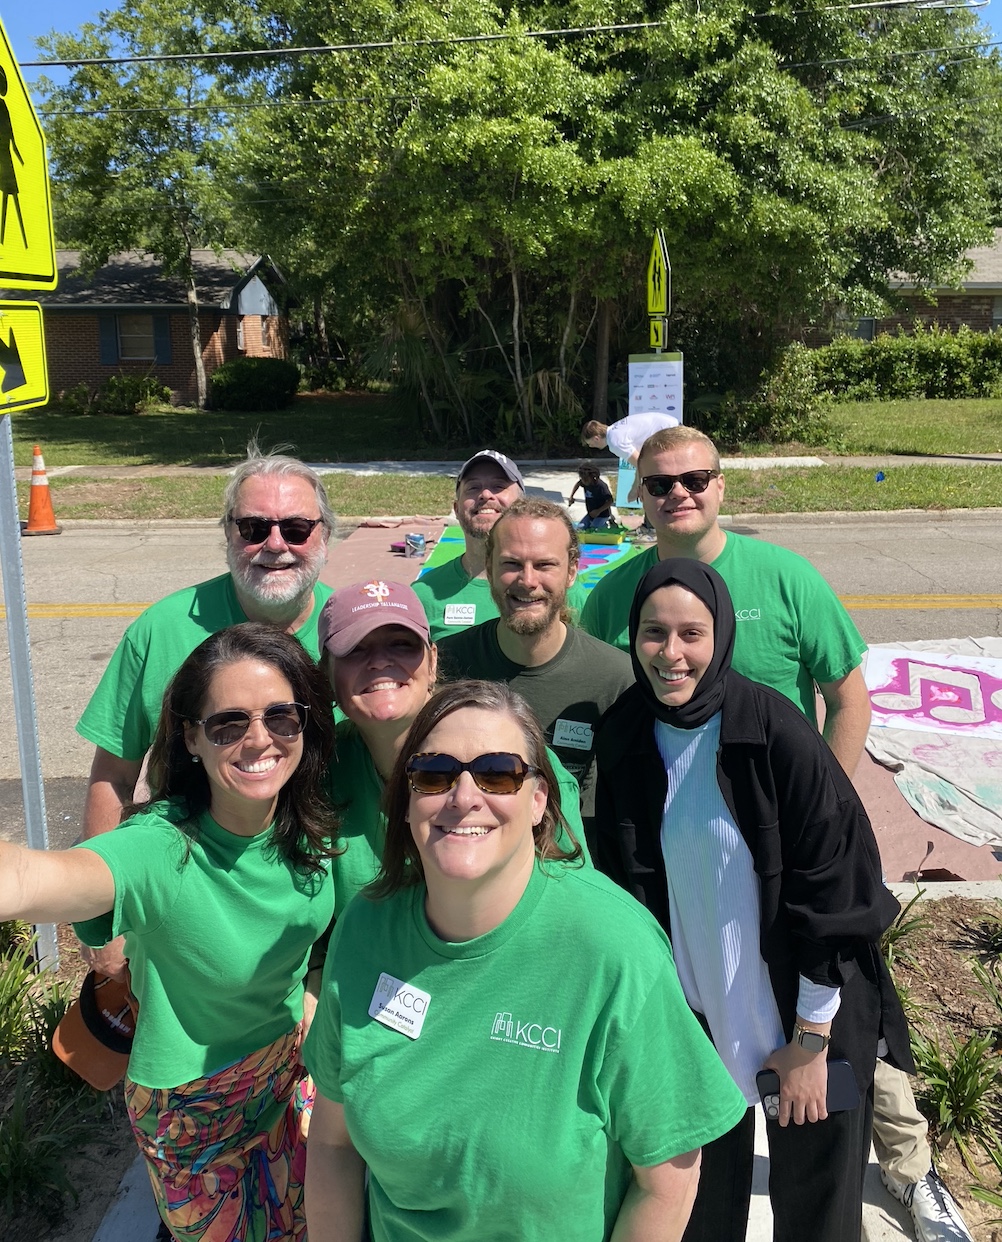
[0,21,56,290]
[646,229,670,316]
[0,302,47,409]
[646,230,670,353]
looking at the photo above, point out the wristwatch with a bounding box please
[793,1023,831,1053]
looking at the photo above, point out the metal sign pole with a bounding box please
[0,412,57,968]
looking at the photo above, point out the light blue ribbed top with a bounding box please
[655,715,838,1103]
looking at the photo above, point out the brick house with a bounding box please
[7,250,291,404]
[852,229,1002,339]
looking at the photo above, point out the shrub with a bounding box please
[0,929,118,1228]
[46,372,171,416]
[210,357,301,411]
[811,324,1002,401]
[707,343,834,447]
[92,372,172,416]
[911,1028,998,1163]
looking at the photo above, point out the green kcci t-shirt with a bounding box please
[74,803,334,1087]
[77,574,334,761]
[580,533,866,722]
[328,721,591,915]
[437,622,633,824]
[303,861,745,1242]
[414,555,587,644]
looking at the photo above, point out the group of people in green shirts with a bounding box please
[0,432,972,1242]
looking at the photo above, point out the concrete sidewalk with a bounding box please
[14,448,1002,483]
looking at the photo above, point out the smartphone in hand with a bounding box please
[756,1060,860,1121]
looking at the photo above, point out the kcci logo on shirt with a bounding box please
[490,1011,562,1053]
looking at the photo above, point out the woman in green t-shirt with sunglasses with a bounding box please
[0,623,338,1242]
[304,679,745,1242]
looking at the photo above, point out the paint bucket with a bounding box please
[404,532,426,559]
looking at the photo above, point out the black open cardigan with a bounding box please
[594,674,914,1088]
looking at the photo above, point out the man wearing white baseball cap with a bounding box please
[412,450,526,642]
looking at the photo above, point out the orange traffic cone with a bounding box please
[22,445,62,536]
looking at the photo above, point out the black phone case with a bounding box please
[756,1060,860,1119]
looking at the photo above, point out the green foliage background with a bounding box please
[36,0,1002,444]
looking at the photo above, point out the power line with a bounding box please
[38,96,390,118]
[21,21,668,68]
[36,31,1002,119]
[783,35,1002,67]
[22,2,986,70]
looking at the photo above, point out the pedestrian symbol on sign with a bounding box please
[0,68,26,248]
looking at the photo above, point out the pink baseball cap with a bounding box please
[319,580,431,657]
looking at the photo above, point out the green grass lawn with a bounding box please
[821,398,1002,456]
[15,472,458,521]
[16,464,1002,521]
[722,464,1002,512]
[10,392,440,468]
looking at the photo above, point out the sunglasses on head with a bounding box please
[231,516,323,545]
[406,752,540,795]
[642,470,720,497]
[195,702,309,746]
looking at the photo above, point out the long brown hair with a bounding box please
[137,622,339,874]
[370,680,582,897]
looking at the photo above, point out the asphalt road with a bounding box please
[1,511,1000,847]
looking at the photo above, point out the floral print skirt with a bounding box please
[125,1030,313,1242]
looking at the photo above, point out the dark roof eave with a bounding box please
[39,302,237,313]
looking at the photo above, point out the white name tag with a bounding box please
[552,718,594,751]
[369,972,431,1040]
[444,603,476,627]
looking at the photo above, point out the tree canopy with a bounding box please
[37,0,1002,437]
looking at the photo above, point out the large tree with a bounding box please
[38,0,1002,433]
[223,0,1002,436]
[37,5,241,407]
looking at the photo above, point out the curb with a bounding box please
[91,1154,160,1242]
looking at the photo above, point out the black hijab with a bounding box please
[628,557,736,729]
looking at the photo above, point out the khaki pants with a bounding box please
[871,1058,931,1184]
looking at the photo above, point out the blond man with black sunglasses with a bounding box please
[584,425,974,1242]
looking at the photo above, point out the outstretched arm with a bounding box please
[0,841,115,925]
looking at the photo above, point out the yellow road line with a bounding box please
[0,604,150,619]
[840,595,1002,610]
[1,595,1001,619]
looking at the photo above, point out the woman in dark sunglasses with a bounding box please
[302,679,746,1242]
[0,622,338,1242]
[594,559,913,1242]
[317,579,589,916]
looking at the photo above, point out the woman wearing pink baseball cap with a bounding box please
[316,580,588,919]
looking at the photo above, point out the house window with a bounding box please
[99,312,172,365]
[993,297,1002,330]
[853,318,875,342]
[236,317,245,351]
[117,314,156,359]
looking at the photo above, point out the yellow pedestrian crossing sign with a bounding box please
[0,302,48,409]
[646,229,670,316]
[0,20,57,290]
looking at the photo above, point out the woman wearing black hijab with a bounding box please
[594,557,912,1242]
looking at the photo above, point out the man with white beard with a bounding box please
[74,447,334,978]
